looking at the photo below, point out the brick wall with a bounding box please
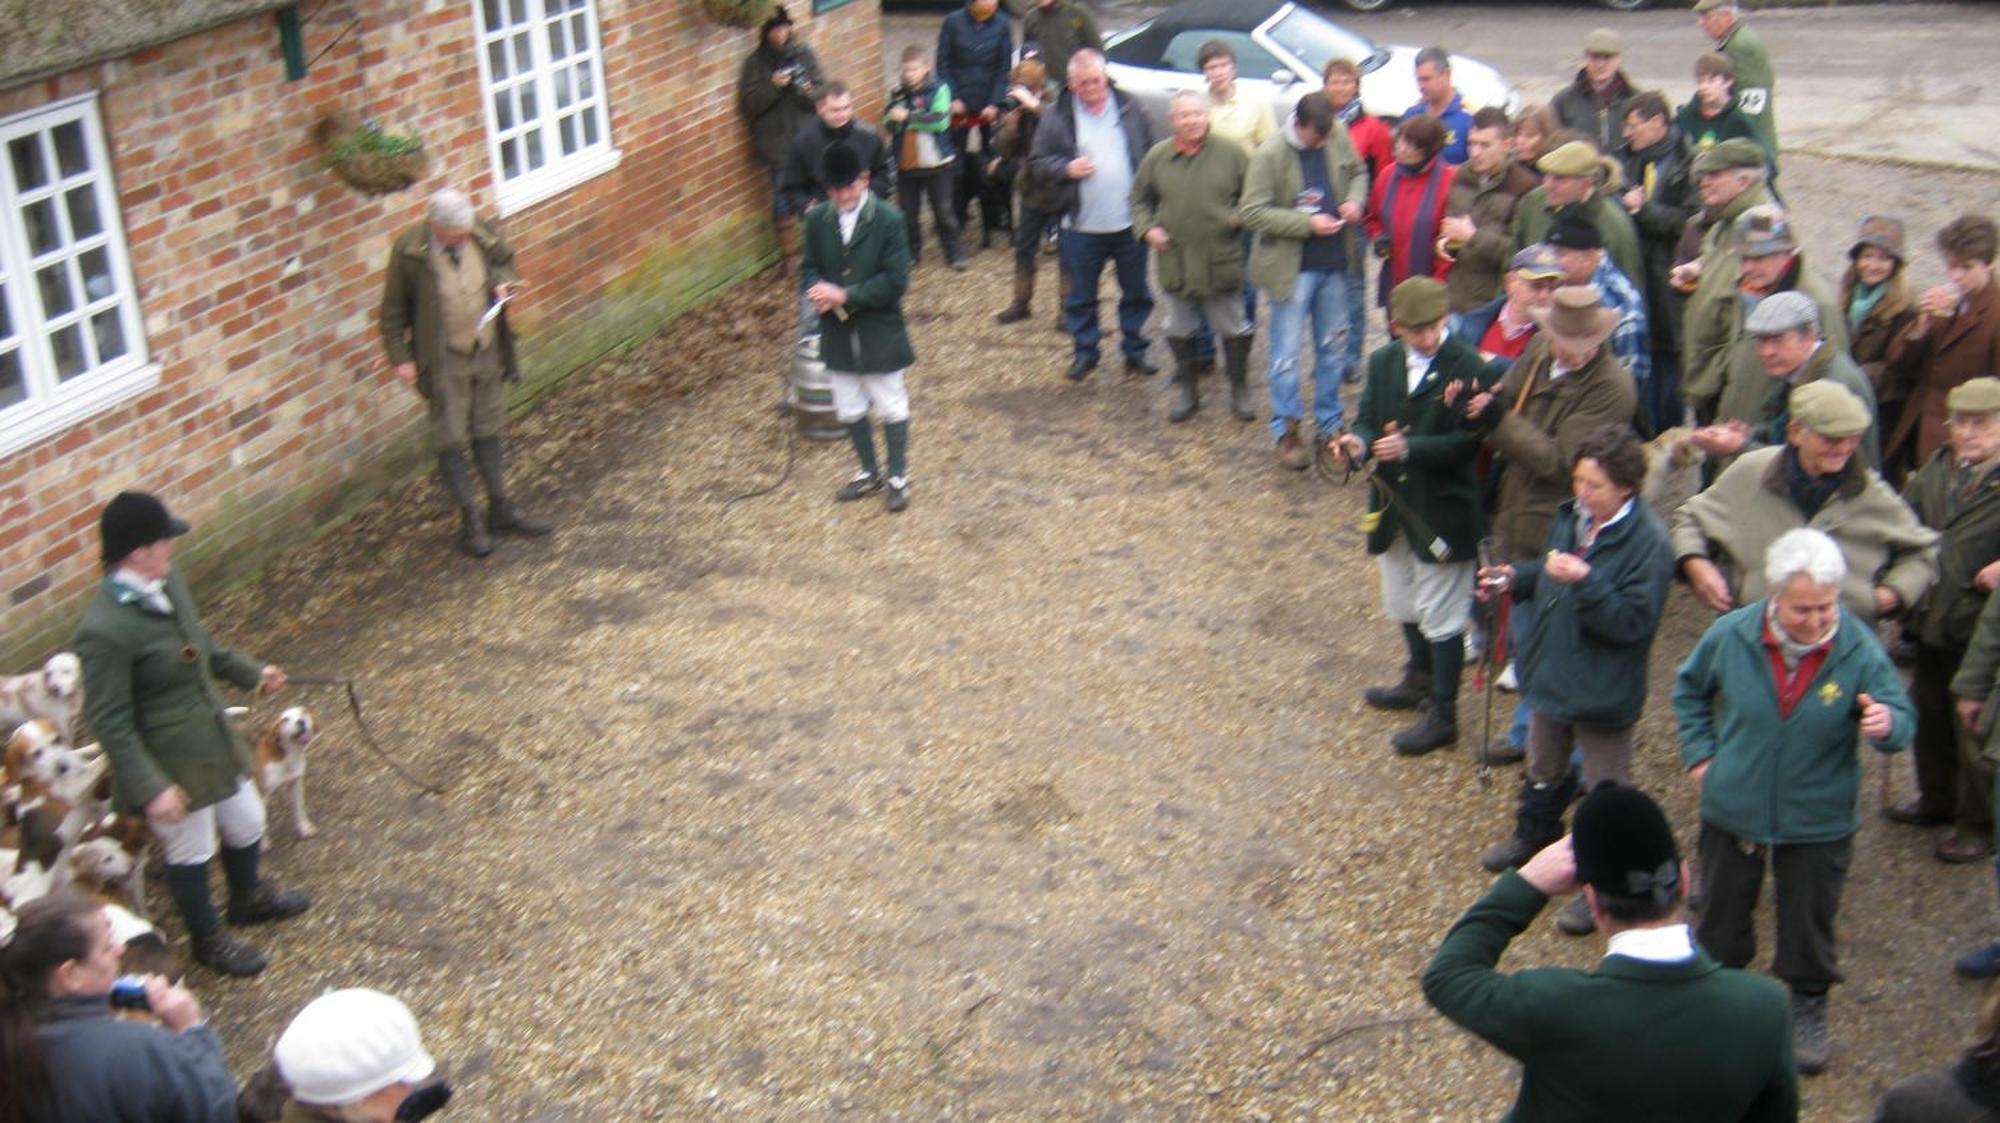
[0,0,883,666]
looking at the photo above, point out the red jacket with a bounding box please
[1345,113,1393,184]
[1368,157,1457,294]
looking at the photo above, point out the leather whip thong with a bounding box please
[281,676,448,797]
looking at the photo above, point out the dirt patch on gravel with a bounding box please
[189,154,1998,1119]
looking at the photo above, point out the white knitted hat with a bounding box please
[274,989,435,1106]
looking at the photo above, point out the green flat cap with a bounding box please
[1691,137,1764,174]
[1390,276,1449,327]
[1692,0,1736,12]
[1947,377,2000,416]
[1790,380,1872,439]
[1537,140,1600,178]
[1584,28,1622,56]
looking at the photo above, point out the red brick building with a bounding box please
[0,0,883,665]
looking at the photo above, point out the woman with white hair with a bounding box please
[1673,526,1915,1078]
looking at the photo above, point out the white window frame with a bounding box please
[472,0,621,217]
[0,91,157,459]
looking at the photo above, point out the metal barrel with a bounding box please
[787,332,847,441]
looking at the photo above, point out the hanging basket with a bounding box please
[695,0,765,28]
[314,117,429,196]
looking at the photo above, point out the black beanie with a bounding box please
[821,141,863,189]
[100,491,190,566]
[761,5,793,36]
[1571,783,1681,908]
[1546,212,1605,252]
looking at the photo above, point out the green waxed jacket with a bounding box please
[800,194,915,374]
[1679,182,1773,412]
[1130,136,1251,296]
[1719,22,1777,149]
[1241,128,1367,302]
[72,571,263,814]
[1905,450,2000,652]
[1422,871,1799,1123]
[1675,602,1913,845]
[1349,333,1494,561]
[1951,586,2000,762]
[378,221,521,400]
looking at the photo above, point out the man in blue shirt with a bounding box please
[1401,47,1473,166]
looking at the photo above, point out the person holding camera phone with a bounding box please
[0,893,239,1123]
[737,5,824,277]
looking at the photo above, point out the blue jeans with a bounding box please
[1059,227,1154,365]
[1265,268,1352,440]
[1641,349,1683,437]
[1344,267,1368,377]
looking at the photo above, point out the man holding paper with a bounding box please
[379,187,553,557]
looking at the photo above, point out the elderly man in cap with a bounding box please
[274,989,449,1121]
[1693,0,1776,152]
[1551,30,1636,153]
[1131,91,1255,425]
[1676,527,1915,1074]
[1673,380,1937,626]
[71,492,309,978]
[379,187,551,558]
[1705,206,1849,430]
[1424,785,1799,1118]
[1509,141,1644,291]
[1673,138,1773,414]
[1334,277,1492,755]
[802,141,917,512]
[1451,245,1561,376]
[1440,107,1540,316]
[1690,291,1880,470]
[1892,377,2000,865]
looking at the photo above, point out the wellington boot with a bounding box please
[1222,334,1255,421]
[1166,337,1200,423]
[438,451,492,557]
[995,265,1035,325]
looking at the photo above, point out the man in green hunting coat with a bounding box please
[1423,784,1800,1121]
[802,141,917,513]
[1694,0,1776,151]
[379,187,551,558]
[1896,378,2000,864]
[1334,277,1493,755]
[1673,138,1773,422]
[71,492,310,978]
[1130,90,1254,425]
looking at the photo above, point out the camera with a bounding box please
[109,975,150,1012]
[999,93,1023,113]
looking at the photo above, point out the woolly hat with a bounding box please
[275,989,435,1106]
[1545,213,1604,252]
[821,140,864,188]
[99,491,189,566]
[761,5,793,35]
[1571,784,1681,908]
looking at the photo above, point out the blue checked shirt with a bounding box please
[1591,258,1651,388]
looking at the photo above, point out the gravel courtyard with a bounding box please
[183,150,2000,1120]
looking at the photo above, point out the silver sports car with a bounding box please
[1102,0,1519,137]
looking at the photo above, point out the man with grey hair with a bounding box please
[1674,525,1913,1074]
[1689,290,1880,470]
[1130,90,1254,424]
[1673,379,1935,626]
[380,187,551,557]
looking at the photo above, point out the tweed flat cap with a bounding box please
[1791,380,1872,438]
[1583,29,1622,56]
[1536,140,1600,178]
[1692,0,1736,12]
[1947,377,2000,416]
[1389,276,1449,327]
[1745,291,1820,336]
[1733,204,1796,257]
[1690,137,1765,174]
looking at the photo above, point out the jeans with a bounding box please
[1343,266,1368,377]
[1059,227,1153,365]
[1264,268,1352,440]
[1640,348,1684,436]
[898,169,963,265]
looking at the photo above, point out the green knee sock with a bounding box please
[1403,624,1432,673]
[846,421,879,476]
[1431,633,1465,701]
[884,420,909,481]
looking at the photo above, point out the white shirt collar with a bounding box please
[112,566,165,596]
[1580,497,1634,538]
[1604,923,1696,964]
[1405,332,1446,394]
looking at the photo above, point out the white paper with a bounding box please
[477,293,513,331]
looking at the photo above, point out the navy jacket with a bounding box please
[33,995,239,1123]
[936,6,1013,114]
[1511,498,1675,727]
[1027,87,1155,223]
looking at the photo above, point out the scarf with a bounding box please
[1384,157,1447,285]
[1764,598,1835,670]
[1780,445,1844,519]
[1847,280,1888,332]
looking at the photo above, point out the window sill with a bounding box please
[492,147,623,218]
[0,361,161,460]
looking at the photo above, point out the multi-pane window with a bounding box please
[0,94,153,457]
[474,0,618,214]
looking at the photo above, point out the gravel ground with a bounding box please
[186,152,2000,1120]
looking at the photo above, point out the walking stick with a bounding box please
[1478,592,1498,790]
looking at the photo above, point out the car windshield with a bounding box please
[1263,8,1374,74]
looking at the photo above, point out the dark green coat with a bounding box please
[378,221,521,401]
[1350,333,1493,561]
[1718,22,1777,148]
[737,42,824,169]
[1905,450,2000,651]
[1680,182,1774,412]
[1950,583,2000,762]
[1422,872,1799,1123]
[1129,136,1251,296]
[800,195,915,374]
[72,571,263,814]
[1735,342,1880,472]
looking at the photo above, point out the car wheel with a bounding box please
[1597,0,1653,9]
[1339,0,1393,10]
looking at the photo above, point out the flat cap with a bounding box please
[1690,137,1765,174]
[1536,140,1600,178]
[1389,276,1449,328]
[1947,377,2000,416]
[1583,28,1622,56]
[1733,203,1796,257]
[1745,291,1820,336]
[1692,0,1736,12]
[1790,380,1872,439]
[1509,244,1562,279]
